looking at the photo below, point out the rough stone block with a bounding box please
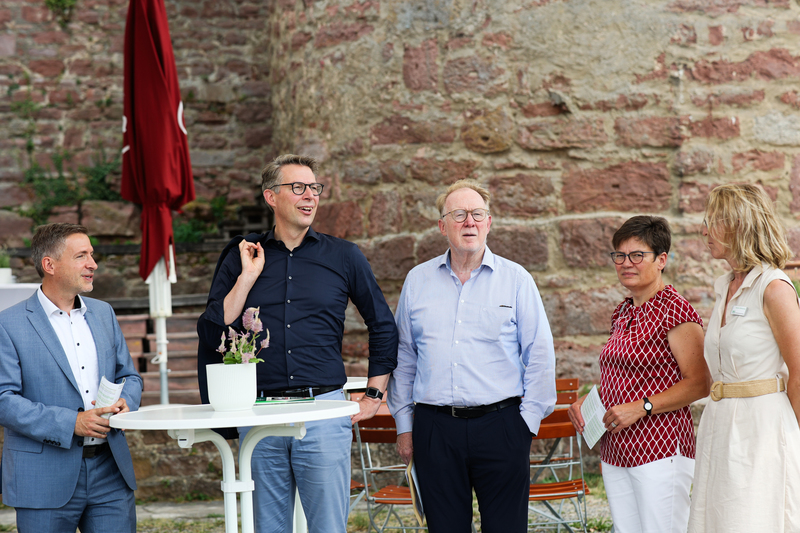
[790,155,800,213]
[359,236,416,281]
[578,94,648,112]
[559,217,627,268]
[614,116,684,148]
[668,0,789,17]
[416,231,448,265]
[708,25,724,45]
[0,182,32,209]
[368,190,402,237]
[81,200,138,238]
[780,90,800,109]
[543,286,627,338]
[379,160,407,183]
[0,34,15,57]
[678,181,717,214]
[488,173,554,217]
[403,39,438,92]
[29,59,65,78]
[461,108,514,154]
[190,150,236,167]
[370,116,456,145]
[314,201,363,239]
[243,126,273,148]
[754,112,800,145]
[689,116,739,140]
[487,225,548,271]
[731,150,784,173]
[554,340,603,385]
[443,55,504,95]
[691,90,764,108]
[342,160,380,185]
[0,210,34,247]
[315,22,374,48]
[403,192,440,233]
[689,48,800,84]
[520,101,566,118]
[518,118,607,150]
[562,162,671,213]
[674,149,715,176]
[409,157,479,185]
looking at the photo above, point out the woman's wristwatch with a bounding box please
[642,396,653,415]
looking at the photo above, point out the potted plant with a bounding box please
[206,307,269,411]
[0,248,12,284]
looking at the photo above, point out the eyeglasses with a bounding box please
[270,182,324,196]
[441,208,489,223]
[609,251,658,265]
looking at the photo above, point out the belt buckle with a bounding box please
[710,381,724,401]
[451,406,458,418]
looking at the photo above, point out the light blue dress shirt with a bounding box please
[388,247,556,435]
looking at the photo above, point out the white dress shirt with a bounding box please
[37,288,100,445]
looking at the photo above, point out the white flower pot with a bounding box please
[206,363,257,412]
[0,268,12,284]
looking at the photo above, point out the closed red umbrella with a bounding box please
[122,0,194,404]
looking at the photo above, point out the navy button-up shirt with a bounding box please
[204,228,398,391]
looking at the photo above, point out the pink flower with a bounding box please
[243,307,261,332]
[217,332,226,353]
[242,352,254,364]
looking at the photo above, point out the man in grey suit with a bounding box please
[0,223,143,533]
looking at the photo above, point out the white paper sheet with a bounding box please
[580,385,607,449]
[96,376,125,419]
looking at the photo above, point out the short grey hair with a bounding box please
[260,154,319,194]
[31,223,89,278]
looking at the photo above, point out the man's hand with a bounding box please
[74,399,128,438]
[396,432,413,465]
[239,240,265,282]
[350,395,381,425]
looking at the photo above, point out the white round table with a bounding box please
[111,400,358,533]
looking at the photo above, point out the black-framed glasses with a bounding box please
[441,208,489,223]
[609,251,658,265]
[270,182,324,196]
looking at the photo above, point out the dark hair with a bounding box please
[260,154,319,194]
[31,223,89,278]
[612,216,671,257]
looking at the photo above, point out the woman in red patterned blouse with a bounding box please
[568,216,711,533]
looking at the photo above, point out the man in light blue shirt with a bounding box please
[387,179,556,533]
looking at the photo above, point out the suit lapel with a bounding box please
[84,302,114,381]
[25,294,80,393]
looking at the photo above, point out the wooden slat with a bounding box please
[529,480,589,502]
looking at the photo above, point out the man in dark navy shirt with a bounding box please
[202,154,398,533]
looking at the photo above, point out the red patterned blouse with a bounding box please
[599,285,702,467]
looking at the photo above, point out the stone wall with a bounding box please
[4,0,800,497]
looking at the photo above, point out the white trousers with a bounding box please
[602,455,694,533]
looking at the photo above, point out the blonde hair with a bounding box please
[704,183,793,271]
[435,179,491,216]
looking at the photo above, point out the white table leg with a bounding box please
[171,428,240,533]
[239,424,307,533]
[294,487,308,533]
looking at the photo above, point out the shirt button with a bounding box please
[454,363,458,367]
[287,300,291,303]
[460,300,464,303]
[455,340,459,345]
[457,320,461,324]
[288,350,292,354]
[287,324,291,328]
[455,386,459,389]
[290,376,294,380]
[289,253,293,257]
[288,276,292,280]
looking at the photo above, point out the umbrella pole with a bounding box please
[155,316,169,405]
[147,255,174,405]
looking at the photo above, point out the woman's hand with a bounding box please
[567,395,587,434]
[602,400,646,434]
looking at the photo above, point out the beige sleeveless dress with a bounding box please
[688,264,800,532]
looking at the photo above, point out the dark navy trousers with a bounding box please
[412,402,532,533]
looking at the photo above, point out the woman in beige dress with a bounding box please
[688,183,800,532]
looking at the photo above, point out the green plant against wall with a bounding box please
[45,0,77,29]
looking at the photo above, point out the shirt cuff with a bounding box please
[520,409,542,435]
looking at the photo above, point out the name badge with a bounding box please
[731,306,747,317]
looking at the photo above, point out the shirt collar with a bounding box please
[715,262,766,298]
[37,288,87,317]
[264,226,320,246]
[440,245,496,273]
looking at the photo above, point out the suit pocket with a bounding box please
[6,431,44,454]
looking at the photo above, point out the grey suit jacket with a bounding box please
[0,292,143,508]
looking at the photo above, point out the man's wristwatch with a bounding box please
[642,397,653,415]
[365,387,384,400]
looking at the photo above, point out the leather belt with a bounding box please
[710,377,786,401]
[82,442,110,458]
[258,385,341,398]
[417,397,521,419]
